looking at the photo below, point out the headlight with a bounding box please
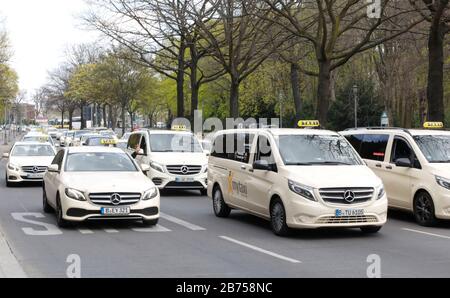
[150,162,165,173]
[377,185,386,200]
[288,180,317,202]
[143,187,158,200]
[7,163,19,171]
[436,176,450,190]
[65,188,87,201]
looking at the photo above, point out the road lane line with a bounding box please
[103,229,119,233]
[160,213,206,231]
[402,228,450,239]
[132,225,171,232]
[78,229,94,235]
[219,236,301,264]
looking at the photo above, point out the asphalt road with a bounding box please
[1,159,450,278]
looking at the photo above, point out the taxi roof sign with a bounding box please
[298,120,320,128]
[424,122,444,129]
[100,138,117,145]
[172,125,188,131]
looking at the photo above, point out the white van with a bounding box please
[341,123,450,226]
[127,129,208,194]
[207,125,388,236]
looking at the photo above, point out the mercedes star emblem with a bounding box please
[110,193,122,206]
[344,190,356,203]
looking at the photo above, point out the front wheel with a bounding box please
[42,186,53,213]
[213,187,231,218]
[414,191,437,227]
[56,197,70,228]
[270,200,290,237]
[5,173,12,188]
[142,218,159,226]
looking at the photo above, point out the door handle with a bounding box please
[386,166,393,170]
[375,164,382,168]
[241,165,246,170]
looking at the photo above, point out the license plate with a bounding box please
[175,177,194,182]
[27,173,44,179]
[101,207,131,216]
[335,209,364,217]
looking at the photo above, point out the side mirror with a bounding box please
[253,160,271,171]
[395,158,412,168]
[2,153,9,158]
[48,164,60,173]
[141,164,150,173]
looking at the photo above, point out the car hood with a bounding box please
[281,165,382,189]
[150,152,208,166]
[428,163,450,178]
[62,172,154,193]
[9,156,55,167]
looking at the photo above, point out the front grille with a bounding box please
[166,165,202,176]
[152,178,163,186]
[21,166,48,173]
[316,215,379,224]
[319,188,374,204]
[89,193,141,206]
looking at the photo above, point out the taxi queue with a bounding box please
[2,121,450,236]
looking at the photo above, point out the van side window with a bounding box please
[235,133,254,164]
[345,135,364,152]
[211,134,226,159]
[359,134,389,161]
[140,135,147,155]
[255,136,275,165]
[128,134,142,150]
[391,138,413,163]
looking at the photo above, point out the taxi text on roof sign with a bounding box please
[298,120,320,128]
[424,122,444,129]
[100,139,117,145]
[172,125,188,131]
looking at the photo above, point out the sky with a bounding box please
[0,0,98,101]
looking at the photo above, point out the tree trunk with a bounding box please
[230,77,240,118]
[290,63,302,120]
[129,111,134,131]
[121,105,126,136]
[176,43,186,118]
[108,105,114,130]
[61,109,65,129]
[68,109,74,131]
[190,67,200,122]
[102,105,107,127]
[316,60,332,126]
[427,20,446,122]
[80,105,86,129]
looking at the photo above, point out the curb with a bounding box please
[0,225,27,278]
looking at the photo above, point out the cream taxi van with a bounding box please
[127,128,208,194]
[341,123,450,226]
[207,122,388,236]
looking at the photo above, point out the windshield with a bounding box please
[12,145,55,157]
[150,134,203,153]
[414,135,450,163]
[278,135,363,166]
[74,131,90,138]
[65,152,138,172]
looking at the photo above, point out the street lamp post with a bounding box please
[353,85,358,128]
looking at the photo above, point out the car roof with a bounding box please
[25,132,49,137]
[340,128,450,136]
[13,142,53,146]
[137,129,194,135]
[216,128,340,136]
[66,146,126,154]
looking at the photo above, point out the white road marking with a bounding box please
[11,213,62,236]
[78,229,94,235]
[103,229,119,233]
[132,225,171,233]
[219,236,301,264]
[402,228,450,240]
[160,213,206,231]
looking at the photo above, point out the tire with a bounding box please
[5,173,12,188]
[42,186,53,213]
[414,191,437,227]
[360,226,382,234]
[200,189,207,196]
[212,187,231,218]
[56,196,70,228]
[270,199,290,237]
[142,218,159,226]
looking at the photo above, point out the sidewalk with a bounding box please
[0,131,21,157]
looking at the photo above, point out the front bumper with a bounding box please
[6,168,46,183]
[147,168,207,190]
[432,190,450,220]
[61,193,161,222]
[285,194,388,229]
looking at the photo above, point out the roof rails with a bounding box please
[344,127,412,136]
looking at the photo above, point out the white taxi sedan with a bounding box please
[4,142,57,187]
[43,147,160,228]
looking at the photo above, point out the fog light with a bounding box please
[298,215,314,224]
